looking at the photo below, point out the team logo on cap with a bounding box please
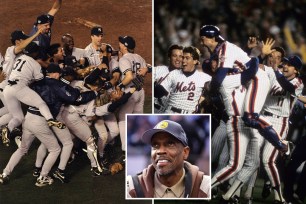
[98,28,102,32]
[156,121,168,129]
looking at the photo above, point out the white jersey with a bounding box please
[109,56,120,75]
[154,65,172,110]
[0,46,19,89]
[84,43,102,66]
[9,54,44,86]
[161,69,211,113]
[216,41,250,69]
[71,47,89,61]
[0,52,4,69]
[66,80,95,117]
[219,74,247,117]
[119,52,146,89]
[263,66,304,117]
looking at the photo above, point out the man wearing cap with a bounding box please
[29,0,62,67]
[30,63,103,182]
[0,28,47,141]
[85,26,113,67]
[2,42,66,146]
[126,120,211,198]
[116,35,147,163]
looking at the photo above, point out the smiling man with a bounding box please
[126,120,211,198]
[154,46,211,113]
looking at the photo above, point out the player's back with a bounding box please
[119,53,146,84]
[9,54,43,86]
[154,65,169,84]
[72,47,88,61]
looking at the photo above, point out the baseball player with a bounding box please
[29,0,62,67]
[210,57,261,202]
[199,25,289,153]
[116,35,147,163]
[2,42,65,146]
[31,64,100,182]
[0,28,46,136]
[46,43,65,67]
[154,44,183,113]
[155,46,211,113]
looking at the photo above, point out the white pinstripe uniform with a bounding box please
[3,54,54,132]
[118,52,146,151]
[154,65,172,113]
[259,66,303,191]
[160,69,211,114]
[211,71,260,190]
[71,47,89,61]
[85,44,119,155]
[0,47,17,127]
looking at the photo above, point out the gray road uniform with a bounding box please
[117,53,146,152]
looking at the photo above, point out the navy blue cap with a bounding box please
[36,14,51,25]
[11,30,29,43]
[284,55,302,70]
[142,120,188,146]
[64,56,80,67]
[91,26,103,36]
[61,66,76,77]
[119,36,136,49]
[23,42,40,54]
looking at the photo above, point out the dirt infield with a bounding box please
[0,0,152,112]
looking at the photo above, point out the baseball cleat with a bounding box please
[262,182,272,199]
[47,119,66,129]
[33,167,42,177]
[53,169,69,183]
[0,174,9,184]
[35,175,54,187]
[91,167,103,177]
[1,126,10,146]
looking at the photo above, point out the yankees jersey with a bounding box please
[0,52,3,69]
[71,47,89,61]
[262,66,304,117]
[154,65,172,110]
[109,56,120,75]
[0,46,19,89]
[219,74,247,117]
[67,80,95,117]
[84,43,102,66]
[161,69,211,113]
[119,52,146,89]
[9,54,44,86]
[215,41,250,69]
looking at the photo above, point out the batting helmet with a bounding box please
[200,25,224,41]
[283,55,303,71]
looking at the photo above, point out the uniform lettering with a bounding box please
[270,86,286,96]
[175,81,196,93]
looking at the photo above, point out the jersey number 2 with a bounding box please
[14,59,26,72]
[187,92,194,101]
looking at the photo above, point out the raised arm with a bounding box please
[48,0,62,16]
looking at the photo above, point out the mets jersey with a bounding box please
[160,69,211,113]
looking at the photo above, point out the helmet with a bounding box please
[200,25,224,41]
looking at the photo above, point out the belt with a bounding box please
[263,111,281,118]
[170,106,190,114]
[27,109,43,117]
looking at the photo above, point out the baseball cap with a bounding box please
[64,56,81,68]
[119,36,136,49]
[23,42,40,54]
[61,66,77,77]
[142,120,188,147]
[200,25,224,41]
[283,55,302,70]
[11,30,29,44]
[36,14,51,25]
[91,26,103,36]
[46,63,62,74]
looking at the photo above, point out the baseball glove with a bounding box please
[109,162,123,175]
[132,75,144,91]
